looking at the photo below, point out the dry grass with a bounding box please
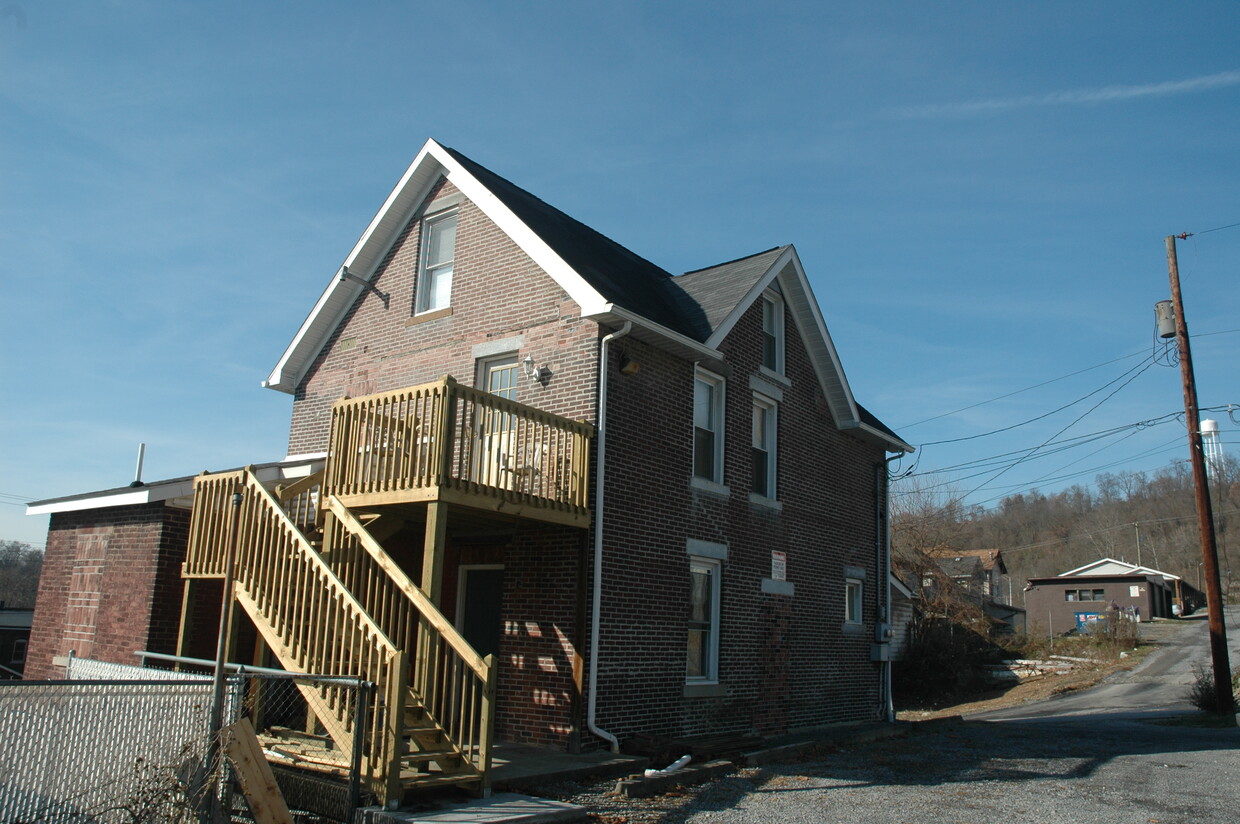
[896,643,1155,721]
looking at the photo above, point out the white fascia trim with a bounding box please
[26,479,196,515]
[841,420,915,454]
[591,304,722,362]
[429,146,611,320]
[704,245,859,427]
[1061,558,1128,577]
[265,139,615,394]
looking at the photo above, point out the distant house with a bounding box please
[926,548,1007,602]
[1023,558,1191,634]
[920,548,1024,633]
[0,606,34,678]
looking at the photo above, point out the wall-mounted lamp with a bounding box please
[522,354,550,383]
[619,354,640,375]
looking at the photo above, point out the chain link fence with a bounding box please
[0,655,376,823]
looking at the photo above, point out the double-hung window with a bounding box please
[845,578,863,625]
[760,292,784,374]
[693,369,725,484]
[687,558,721,682]
[415,210,457,314]
[751,395,777,499]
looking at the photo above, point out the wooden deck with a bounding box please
[325,377,594,528]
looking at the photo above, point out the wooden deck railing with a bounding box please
[324,498,496,787]
[325,377,593,524]
[185,469,407,802]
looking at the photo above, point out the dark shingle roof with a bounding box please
[444,147,705,338]
[673,246,788,340]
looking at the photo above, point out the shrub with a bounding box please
[1186,665,1240,714]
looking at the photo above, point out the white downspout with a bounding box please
[587,321,631,752]
[881,452,902,722]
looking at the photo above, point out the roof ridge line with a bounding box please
[679,245,787,276]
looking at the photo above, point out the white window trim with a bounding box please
[693,367,726,485]
[751,393,777,501]
[845,577,864,625]
[687,556,722,684]
[760,291,785,376]
[415,209,457,315]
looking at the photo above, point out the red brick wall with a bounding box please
[285,178,603,747]
[592,294,886,744]
[25,503,191,679]
[288,178,601,456]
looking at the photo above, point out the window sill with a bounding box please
[761,578,794,596]
[406,307,453,326]
[684,682,727,699]
[842,622,866,637]
[748,493,783,512]
[758,365,791,387]
[690,476,730,498]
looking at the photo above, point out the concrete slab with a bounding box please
[357,793,585,824]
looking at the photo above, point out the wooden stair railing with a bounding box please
[184,469,409,804]
[322,497,497,792]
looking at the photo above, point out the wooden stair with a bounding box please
[184,467,497,804]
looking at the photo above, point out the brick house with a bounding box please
[26,139,909,802]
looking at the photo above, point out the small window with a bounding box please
[1065,590,1078,602]
[10,638,26,665]
[687,558,721,682]
[845,578,863,624]
[693,369,725,483]
[751,395,777,498]
[760,292,784,374]
[416,211,457,314]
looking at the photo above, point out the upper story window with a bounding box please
[751,395,777,499]
[693,369,725,484]
[760,292,784,374]
[415,210,457,315]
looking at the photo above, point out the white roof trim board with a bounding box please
[1060,557,1181,581]
[265,139,610,394]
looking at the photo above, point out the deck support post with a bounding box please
[175,579,197,668]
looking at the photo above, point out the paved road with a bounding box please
[663,613,1240,824]
[973,609,1240,721]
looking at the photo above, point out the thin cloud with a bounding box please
[891,69,1240,119]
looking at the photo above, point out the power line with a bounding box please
[898,349,1148,429]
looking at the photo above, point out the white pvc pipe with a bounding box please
[586,321,631,752]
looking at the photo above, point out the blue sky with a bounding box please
[4,1,1239,547]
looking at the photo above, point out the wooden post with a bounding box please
[1166,233,1234,713]
[421,502,448,605]
[175,579,197,668]
[384,650,411,807]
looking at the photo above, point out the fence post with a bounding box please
[350,678,371,817]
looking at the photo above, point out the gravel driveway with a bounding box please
[550,614,1240,823]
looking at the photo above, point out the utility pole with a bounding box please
[1165,233,1234,713]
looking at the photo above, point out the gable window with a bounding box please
[845,578,863,625]
[760,292,784,374]
[415,210,457,314]
[687,558,721,682]
[693,369,725,483]
[751,395,777,499]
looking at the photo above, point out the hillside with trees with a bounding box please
[892,457,1240,606]
[0,540,43,609]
